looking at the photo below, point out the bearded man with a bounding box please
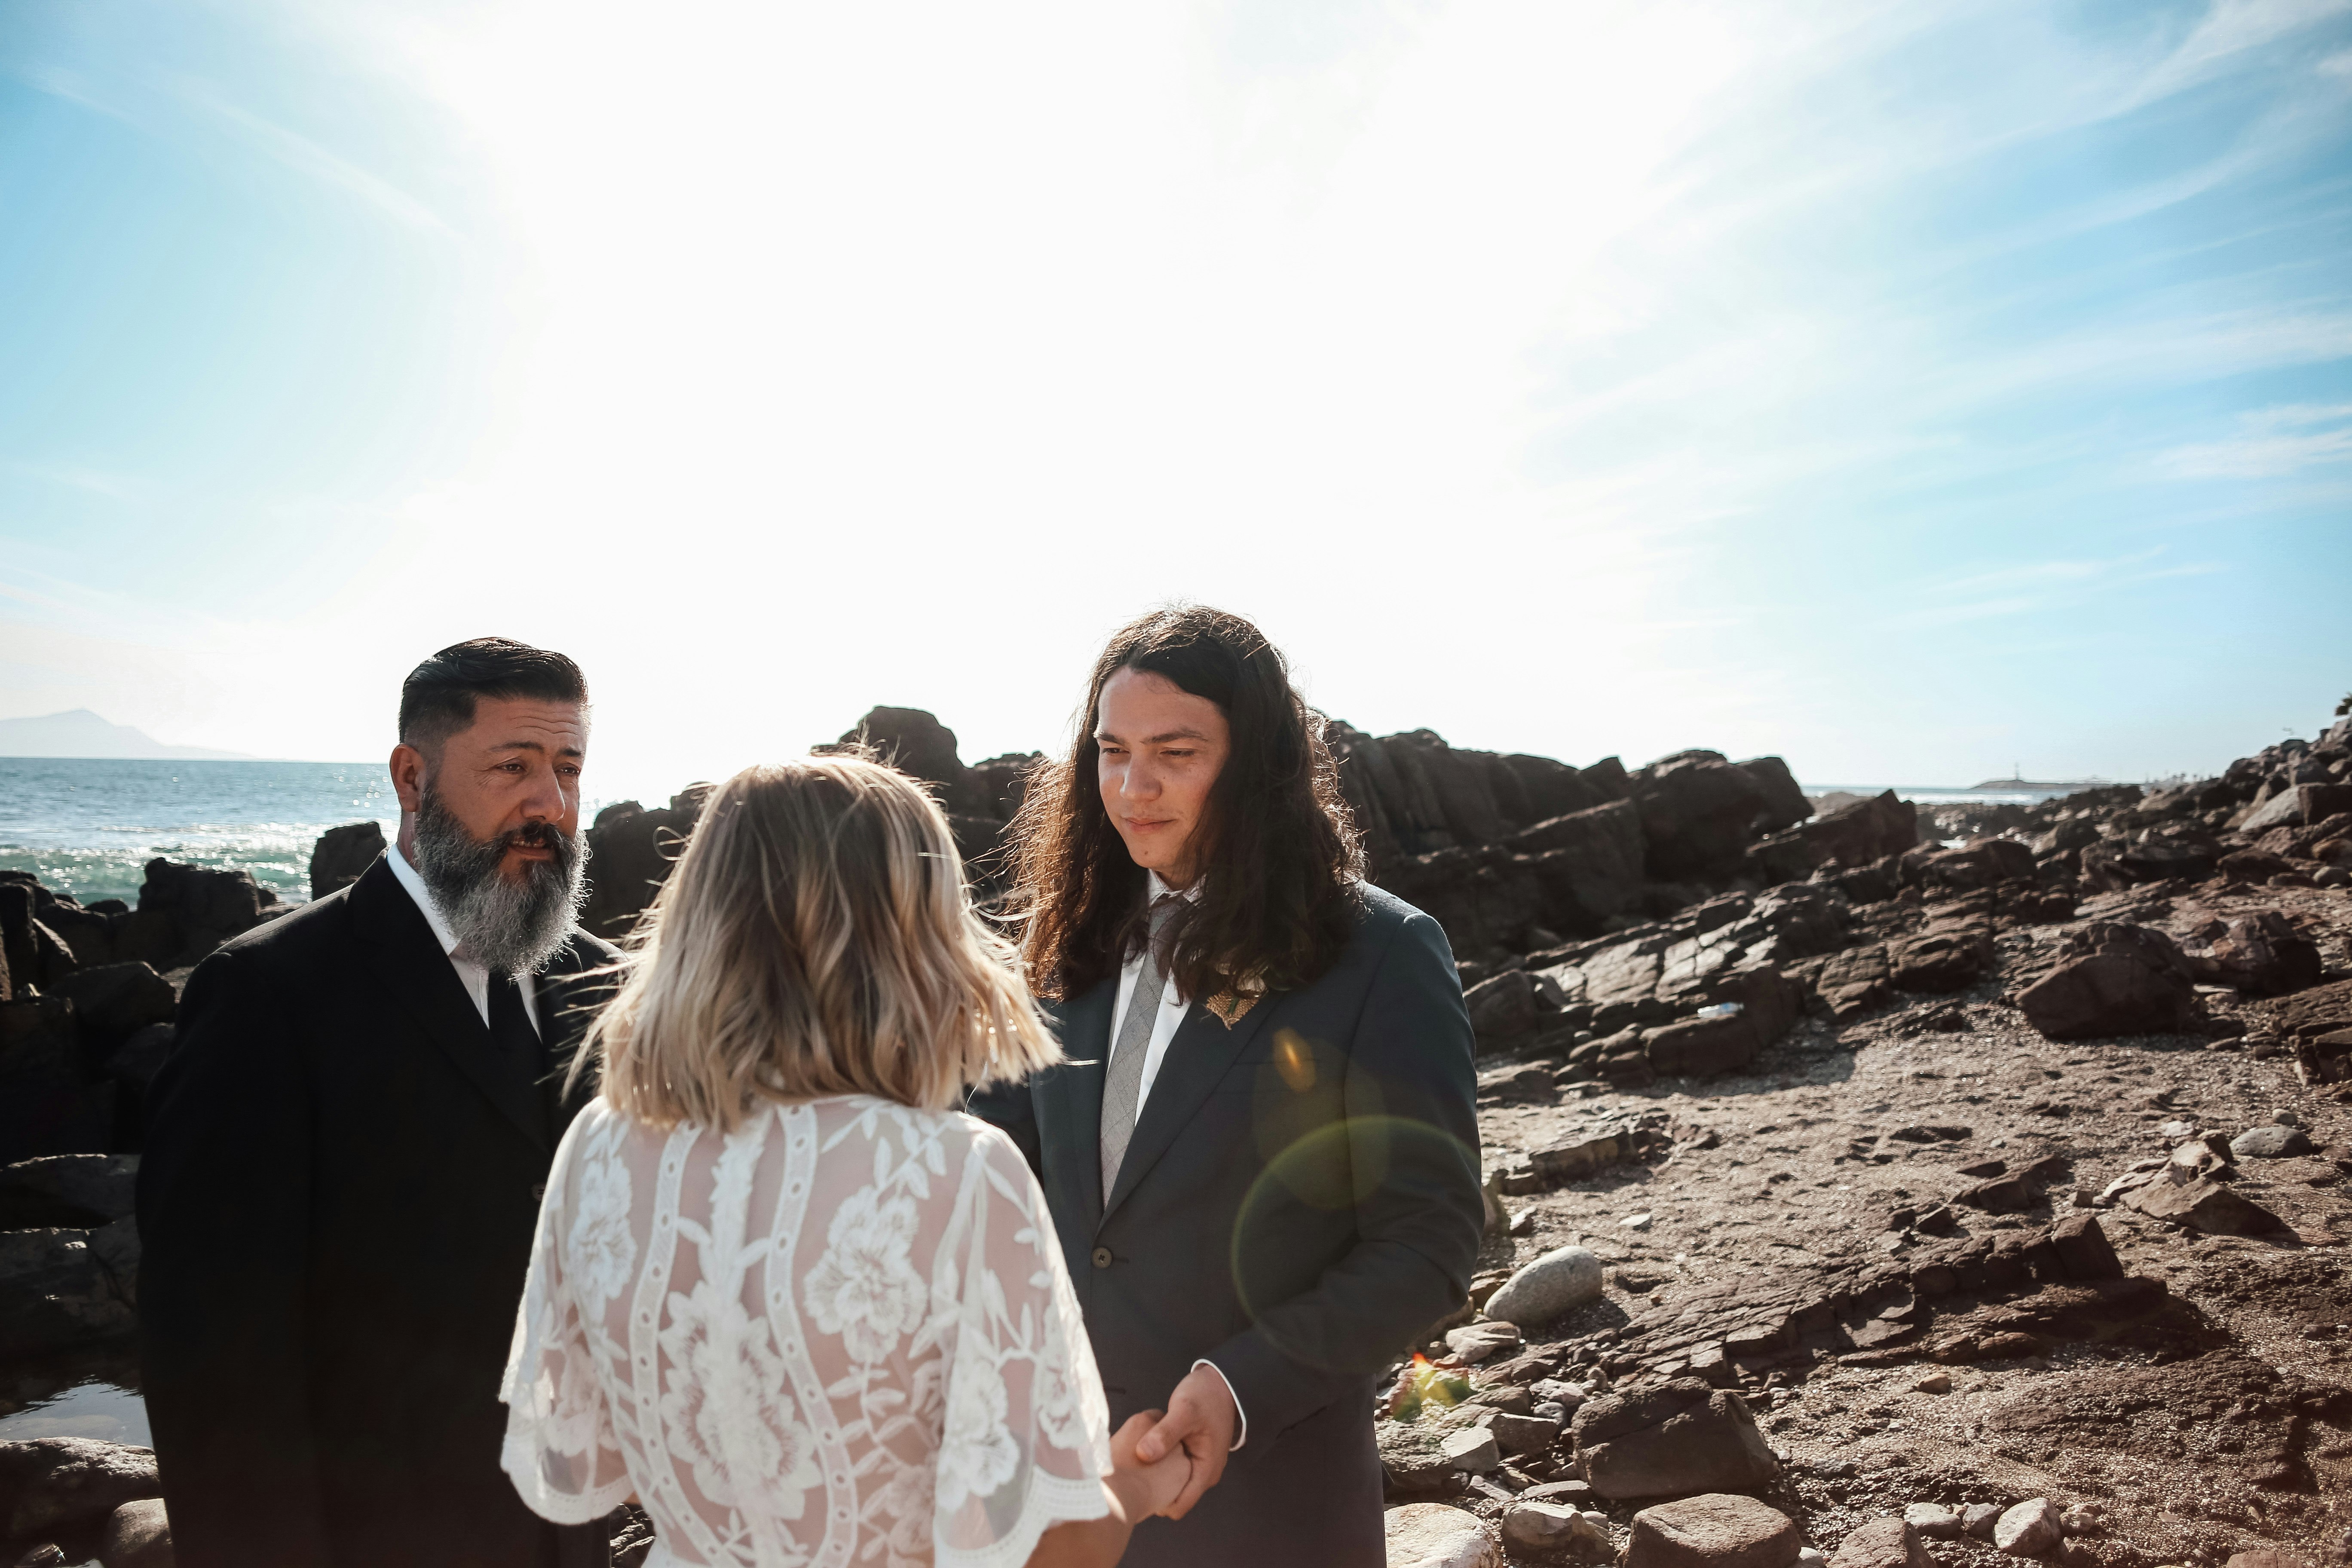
[139,639,618,1568]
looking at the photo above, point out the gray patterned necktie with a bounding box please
[1099,895,1181,1201]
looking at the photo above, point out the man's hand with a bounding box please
[1135,1364,1237,1519]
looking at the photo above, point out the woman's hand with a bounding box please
[1108,1411,1192,1519]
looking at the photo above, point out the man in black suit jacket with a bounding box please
[972,608,1485,1566]
[138,639,619,1568]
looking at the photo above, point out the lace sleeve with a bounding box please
[500,1105,635,1523]
[933,1124,1114,1568]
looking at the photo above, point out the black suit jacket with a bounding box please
[136,857,619,1568]
[971,884,1483,1567]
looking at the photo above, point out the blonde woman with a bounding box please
[499,756,1188,1568]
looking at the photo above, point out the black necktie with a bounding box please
[487,969,551,1136]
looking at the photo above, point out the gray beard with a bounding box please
[409,787,587,976]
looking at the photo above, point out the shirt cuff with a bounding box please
[1191,1359,1248,1451]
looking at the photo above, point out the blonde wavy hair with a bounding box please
[582,754,1062,1130]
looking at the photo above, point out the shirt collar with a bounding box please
[384,839,464,959]
[1146,870,1203,905]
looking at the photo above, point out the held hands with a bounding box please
[1108,1412,1192,1520]
[1133,1364,1237,1520]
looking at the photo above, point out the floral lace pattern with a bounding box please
[502,1097,1112,1568]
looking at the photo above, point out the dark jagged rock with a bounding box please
[577,786,712,940]
[0,997,110,1166]
[0,1154,137,1230]
[50,963,175,1066]
[1747,791,1917,884]
[2175,910,2323,997]
[1570,1378,1779,1499]
[1631,752,1769,881]
[1738,757,1813,836]
[2016,922,2205,1040]
[1897,838,2035,893]
[1512,799,1648,935]
[132,858,276,968]
[0,1227,137,1359]
[309,820,386,898]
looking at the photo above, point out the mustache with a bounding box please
[498,819,570,856]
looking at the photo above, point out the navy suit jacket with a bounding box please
[971,883,1483,1567]
[137,858,617,1568]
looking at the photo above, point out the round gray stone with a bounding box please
[1485,1246,1605,1328]
[2231,1126,2314,1159]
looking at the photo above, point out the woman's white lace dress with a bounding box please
[501,1096,1113,1568]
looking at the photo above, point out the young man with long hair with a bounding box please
[972,606,1485,1566]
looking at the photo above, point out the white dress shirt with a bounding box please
[1108,870,1248,1449]
[383,841,543,1032]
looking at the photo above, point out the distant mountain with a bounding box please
[0,709,253,760]
[1964,775,2111,792]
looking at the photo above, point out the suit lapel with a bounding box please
[349,860,553,1153]
[1035,979,1116,1237]
[1099,994,1281,1231]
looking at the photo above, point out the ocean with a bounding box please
[0,757,404,907]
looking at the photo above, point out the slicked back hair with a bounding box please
[1008,605,1363,1003]
[398,638,589,753]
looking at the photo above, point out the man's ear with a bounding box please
[389,743,431,815]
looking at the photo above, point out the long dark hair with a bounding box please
[1008,606,1364,1002]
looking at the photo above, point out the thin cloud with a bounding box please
[173,81,454,235]
[6,460,138,499]
[15,64,141,124]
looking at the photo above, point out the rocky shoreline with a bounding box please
[3,707,2349,1567]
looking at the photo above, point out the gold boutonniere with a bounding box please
[1205,973,1268,1027]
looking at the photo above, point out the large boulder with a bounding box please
[0,1154,138,1229]
[2241,782,2352,833]
[1516,801,1647,933]
[836,706,1000,821]
[0,1437,161,1540]
[0,997,111,1165]
[51,962,175,1064]
[1631,753,1768,880]
[0,1228,137,1359]
[2017,923,2204,1040]
[2177,911,2322,998]
[1815,944,1891,1020]
[2082,830,2220,889]
[578,786,711,940]
[1626,1494,1801,1568]
[309,821,386,899]
[1747,791,1915,883]
[1569,1378,1779,1499]
[1738,759,1813,836]
[1381,848,1550,959]
[1384,732,1510,849]
[1464,970,1540,1051]
[1889,918,1994,994]
[133,859,275,967]
[1504,754,1606,824]
[1899,839,2035,892]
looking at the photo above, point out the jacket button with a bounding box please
[531,1183,548,1202]
[1091,1247,1114,1270]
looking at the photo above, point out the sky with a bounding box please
[3,0,2348,801]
